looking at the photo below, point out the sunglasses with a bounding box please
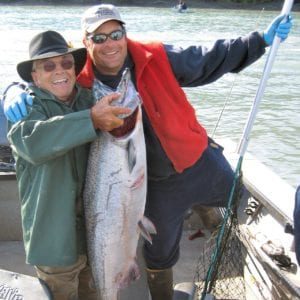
[88,29,126,44]
[34,58,75,73]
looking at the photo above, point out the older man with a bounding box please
[6,30,129,300]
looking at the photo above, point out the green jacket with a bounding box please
[7,84,97,266]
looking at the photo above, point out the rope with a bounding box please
[211,8,265,139]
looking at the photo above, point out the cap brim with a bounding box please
[86,18,125,34]
[17,48,87,82]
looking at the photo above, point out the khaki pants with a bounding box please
[35,255,97,300]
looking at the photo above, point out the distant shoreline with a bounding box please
[1,0,299,11]
[125,0,299,11]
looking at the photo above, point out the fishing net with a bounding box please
[194,171,247,300]
[195,215,246,300]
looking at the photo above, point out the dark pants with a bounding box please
[144,140,234,269]
[294,186,300,266]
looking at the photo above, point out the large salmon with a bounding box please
[84,69,155,299]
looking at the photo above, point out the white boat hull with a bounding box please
[220,138,300,299]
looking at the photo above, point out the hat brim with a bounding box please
[17,47,87,82]
[86,19,125,34]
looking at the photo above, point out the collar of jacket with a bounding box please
[76,38,151,88]
[77,53,94,88]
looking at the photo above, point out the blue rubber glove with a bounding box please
[4,90,33,123]
[263,14,293,46]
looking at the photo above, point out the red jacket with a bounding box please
[77,39,208,173]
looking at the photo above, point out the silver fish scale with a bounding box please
[84,83,147,299]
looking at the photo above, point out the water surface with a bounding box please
[0,5,299,187]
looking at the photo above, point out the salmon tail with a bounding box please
[138,216,157,244]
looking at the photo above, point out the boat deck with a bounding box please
[1,138,299,299]
[0,230,206,299]
[0,171,207,299]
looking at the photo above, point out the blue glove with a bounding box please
[4,91,33,123]
[263,14,293,46]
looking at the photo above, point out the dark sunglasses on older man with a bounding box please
[88,29,126,44]
[34,58,74,73]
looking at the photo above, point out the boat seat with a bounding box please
[0,268,52,299]
[0,104,9,147]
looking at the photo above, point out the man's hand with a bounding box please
[263,14,293,46]
[90,93,132,131]
[4,87,33,123]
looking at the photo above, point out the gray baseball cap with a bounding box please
[81,4,125,34]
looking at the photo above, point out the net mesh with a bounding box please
[195,220,246,300]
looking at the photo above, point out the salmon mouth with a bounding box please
[109,107,138,138]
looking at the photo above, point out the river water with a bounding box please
[0,4,299,187]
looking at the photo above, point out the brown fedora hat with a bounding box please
[17,30,87,82]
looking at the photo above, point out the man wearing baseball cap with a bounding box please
[4,4,293,300]
[77,5,292,299]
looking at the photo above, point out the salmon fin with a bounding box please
[138,216,157,244]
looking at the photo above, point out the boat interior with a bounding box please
[1,104,299,299]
